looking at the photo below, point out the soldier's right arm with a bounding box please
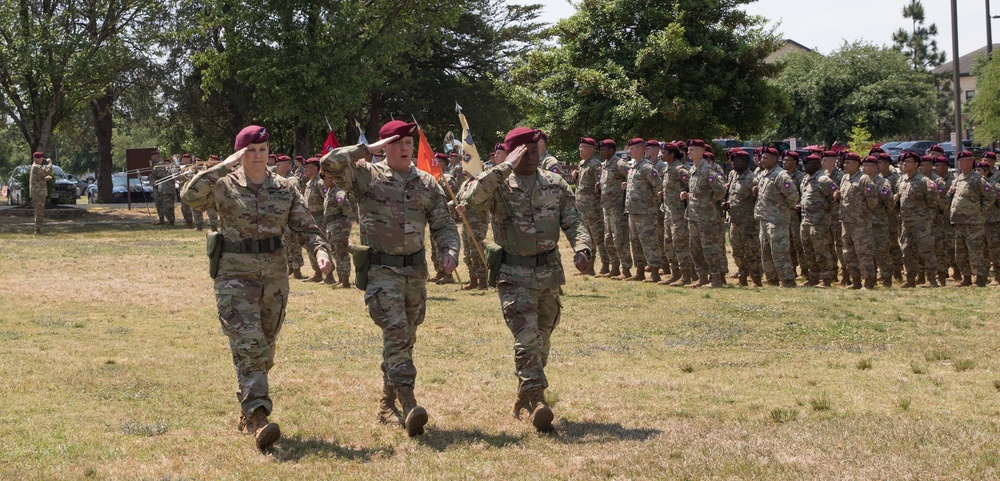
[180,163,229,211]
[320,145,370,199]
[463,161,512,212]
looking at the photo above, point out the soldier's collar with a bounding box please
[233,168,277,189]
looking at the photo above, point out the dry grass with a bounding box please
[2,209,1000,480]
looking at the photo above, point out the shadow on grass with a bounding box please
[562,294,609,299]
[553,420,662,444]
[272,434,395,462]
[426,296,458,302]
[416,427,524,451]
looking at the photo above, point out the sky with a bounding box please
[509,0,996,61]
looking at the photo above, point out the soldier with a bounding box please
[431,168,461,285]
[834,153,878,289]
[494,143,507,164]
[323,174,353,287]
[863,155,896,287]
[723,149,761,286]
[684,139,728,287]
[455,169,489,290]
[877,153,904,281]
[181,125,333,452]
[799,154,837,287]
[149,151,176,225]
[660,142,693,285]
[822,151,847,285]
[300,157,326,283]
[273,156,306,279]
[975,160,1000,284]
[931,155,956,285]
[783,151,806,278]
[203,154,221,231]
[322,120,459,437]
[948,151,989,286]
[267,153,277,168]
[572,137,606,276]
[446,151,463,180]
[538,132,566,179]
[597,139,631,280]
[755,147,800,287]
[462,127,592,433]
[623,138,663,282]
[646,140,672,277]
[895,151,940,287]
[178,154,196,228]
[28,152,52,235]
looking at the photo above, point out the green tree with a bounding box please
[772,42,937,147]
[847,117,875,155]
[506,0,785,161]
[892,0,946,70]
[968,55,1000,145]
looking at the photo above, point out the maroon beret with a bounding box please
[234,125,269,150]
[579,137,597,146]
[598,139,617,149]
[295,155,304,161]
[984,151,998,160]
[661,142,682,155]
[704,152,715,160]
[276,155,291,163]
[805,154,821,161]
[934,156,949,164]
[494,143,505,152]
[267,153,276,159]
[182,153,192,159]
[209,154,220,161]
[645,139,660,147]
[920,155,934,163]
[704,144,713,153]
[627,138,645,147]
[877,153,892,162]
[861,155,878,164]
[928,145,945,153]
[729,149,750,160]
[869,147,885,155]
[844,152,862,162]
[503,127,543,152]
[433,153,448,161]
[688,139,706,148]
[977,160,991,169]
[379,120,417,141]
[32,151,43,158]
[539,131,548,141]
[753,146,763,154]
[822,150,838,158]
[957,150,975,159]
[762,147,780,156]
[304,157,320,165]
[901,151,920,162]
[782,151,800,161]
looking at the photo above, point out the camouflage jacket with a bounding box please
[28,162,51,196]
[597,156,629,210]
[303,175,325,216]
[439,173,463,224]
[754,166,799,223]
[949,170,988,225]
[462,162,591,290]
[799,170,836,226]
[575,155,602,210]
[321,145,460,278]
[686,160,726,223]
[180,164,332,276]
[935,172,956,218]
[661,160,690,221]
[898,172,939,223]
[870,174,895,225]
[826,168,844,221]
[625,158,662,215]
[726,168,757,225]
[150,161,177,194]
[323,185,354,223]
[540,151,565,178]
[983,176,1000,223]
[838,171,877,224]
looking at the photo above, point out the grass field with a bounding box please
[2,209,999,480]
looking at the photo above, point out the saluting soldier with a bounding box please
[28,152,52,235]
[834,153,878,289]
[596,140,632,280]
[755,147,800,287]
[462,127,592,433]
[573,137,607,276]
[321,120,459,437]
[799,154,837,287]
[723,149,761,286]
[150,151,177,226]
[623,138,664,282]
[895,151,940,287]
[948,150,989,286]
[684,139,728,288]
[660,142,694,285]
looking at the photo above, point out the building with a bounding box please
[765,39,814,64]
[932,44,1000,142]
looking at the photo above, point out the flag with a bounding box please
[354,119,368,145]
[322,130,340,154]
[457,109,483,176]
[415,127,442,180]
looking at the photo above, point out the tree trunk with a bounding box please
[92,91,114,204]
[366,91,385,143]
[293,116,311,157]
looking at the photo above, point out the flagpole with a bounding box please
[324,116,333,132]
[442,181,488,271]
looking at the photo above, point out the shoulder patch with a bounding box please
[651,170,658,178]
[550,167,559,173]
[865,184,872,192]
[783,181,791,189]
[986,184,992,192]
[681,173,688,181]
[928,181,936,189]
[708,175,715,183]
[882,187,889,196]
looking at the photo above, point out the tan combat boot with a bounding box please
[645,270,661,283]
[705,273,723,288]
[959,274,973,287]
[604,264,620,279]
[525,387,554,433]
[690,272,710,288]
[661,262,682,285]
[738,274,749,287]
[752,275,764,287]
[820,278,832,288]
[303,271,322,283]
[669,269,691,286]
[850,275,862,290]
[927,276,939,288]
[435,274,456,285]
[780,279,797,288]
[880,276,892,288]
[246,408,280,452]
[377,385,404,426]
[323,272,335,285]
[596,261,611,277]
[975,275,988,287]
[340,274,351,289]
[511,389,531,420]
[901,274,916,288]
[862,277,876,290]
[462,276,480,291]
[478,277,488,290]
[395,385,427,437]
[915,272,926,285]
[627,264,646,281]
[290,267,306,279]
[612,267,631,281]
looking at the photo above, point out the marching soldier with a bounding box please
[300,157,326,283]
[724,149,761,286]
[321,120,459,437]
[684,139,728,288]
[835,153,877,289]
[573,137,606,276]
[895,151,940,287]
[948,151,989,287]
[323,174,354,287]
[623,138,663,282]
[660,142,694,285]
[799,154,837,287]
[597,140,632,280]
[863,155,896,287]
[274,155,305,279]
[150,151,176,225]
[28,152,52,235]
[755,147,800,287]
[462,127,592,433]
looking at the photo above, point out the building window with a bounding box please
[967,90,976,100]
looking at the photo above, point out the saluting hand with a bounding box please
[505,145,528,170]
[222,148,247,168]
[366,135,399,153]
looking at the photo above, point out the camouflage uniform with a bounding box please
[576,155,605,269]
[687,161,728,280]
[322,145,459,391]
[726,168,761,279]
[755,166,800,283]
[462,161,591,394]
[150,160,176,224]
[181,164,331,417]
[933,171,956,278]
[870,174,896,284]
[948,170,989,279]
[28,161,51,233]
[457,175,489,281]
[786,168,806,275]
[653,158,672,271]
[981,175,1000,281]
[625,157,663,271]
[898,171,939,280]
[883,168,904,277]
[431,174,462,276]
[800,170,837,284]
[540,151,566,181]
[282,174,304,271]
[323,184,354,281]
[827,168,846,280]
[599,156,631,271]
[839,171,878,283]
[662,159,692,279]
[301,175,326,274]
[178,166,204,229]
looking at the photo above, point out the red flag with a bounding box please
[322,130,340,153]
[416,127,441,180]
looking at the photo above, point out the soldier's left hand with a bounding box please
[621,181,627,190]
[442,254,458,274]
[455,204,467,215]
[574,251,590,273]
[318,257,333,275]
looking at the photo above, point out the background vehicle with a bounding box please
[88,173,153,203]
[880,141,903,157]
[6,164,77,205]
[895,140,936,156]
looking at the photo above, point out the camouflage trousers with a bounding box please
[666,215,693,274]
[364,268,426,388]
[954,223,987,277]
[497,282,560,393]
[181,202,194,225]
[215,269,289,416]
[324,217,353,278]
[31,193,44,232]
[283,231,304,270]
[900,218,937,277]
[789,212,803,271]
[431,222,462,274]
[888,213,903,273]
[206,209,219,230]
[461,216,488,279]
[841,221,876,280]
[603,206,631,269]
[302,211,324,274]
[871,222,893,281]
[935,216,955,274]
[984,222,1000,276]
[729,219,762,277]
[760,220,796,282]
[690,218,726,276]
[579,204,610,265]
[830,215,845,275]
[657,212,673,266]
[801,222,836,280]
[628,213,662,267]
[155,191,175,223]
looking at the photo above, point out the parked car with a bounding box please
[89,173,153,203]
[895,140,937,155]
[6,164,77,205]
[880,141,904,157]
[64,173,88,197]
